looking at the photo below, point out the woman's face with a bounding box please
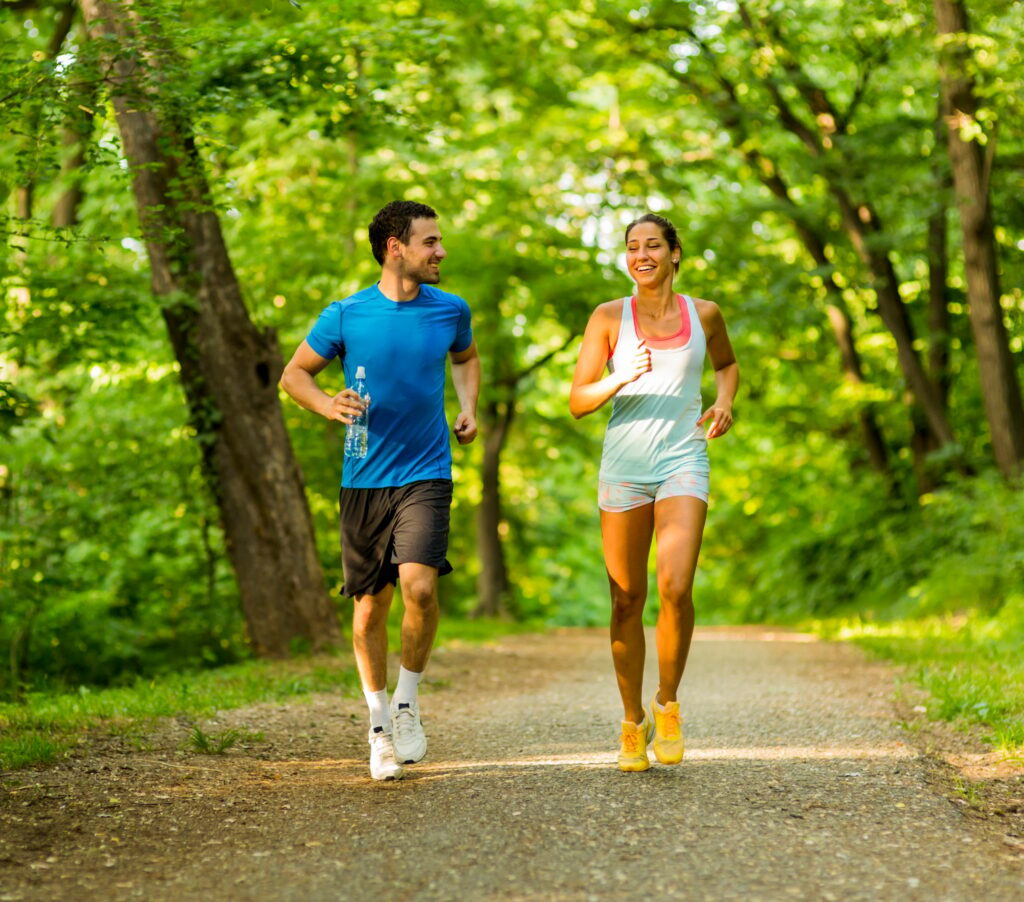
[625,222,677,289]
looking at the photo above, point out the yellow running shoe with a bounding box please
[649,696,684,765]
[617,717,654,772]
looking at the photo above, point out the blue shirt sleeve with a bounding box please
[451,298,472,353]
[306,302,344,360]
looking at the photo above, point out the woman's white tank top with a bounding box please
[599,294,709,483]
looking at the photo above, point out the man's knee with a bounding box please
[353,594,390,631]
[400,570,438,610]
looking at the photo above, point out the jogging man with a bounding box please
[281,200,480,780]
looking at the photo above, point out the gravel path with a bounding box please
[2,626,1022,901]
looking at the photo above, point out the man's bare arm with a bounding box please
[280,340,364,424]
[450,340,480,444]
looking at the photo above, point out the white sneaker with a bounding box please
[368,727,403,781]
[391,699,427,764]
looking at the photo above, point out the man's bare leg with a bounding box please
[353,584,403,779]
[390,562,438,764]
[397,562,440,673]
[352,584,395,694]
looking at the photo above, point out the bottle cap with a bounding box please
[355,366,366,379]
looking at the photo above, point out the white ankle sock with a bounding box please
[392,666,423,708]
[364,688,390,732]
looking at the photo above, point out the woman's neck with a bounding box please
[634,281,676,317]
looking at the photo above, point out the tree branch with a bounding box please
[48,1,75,57]
[840,59,876,132]
[497,332,578,390]
[736,0,851,144]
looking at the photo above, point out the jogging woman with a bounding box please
[570,213,739,772]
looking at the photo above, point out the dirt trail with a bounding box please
[2,627,1022,901]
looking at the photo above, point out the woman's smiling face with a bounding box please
[625,221,678,288]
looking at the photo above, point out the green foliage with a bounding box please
[701,471,1024,623]
[1,0,1022,732]
[0,346,247,696]
[0,380,38,434]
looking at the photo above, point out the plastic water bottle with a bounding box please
[344,365,369,459]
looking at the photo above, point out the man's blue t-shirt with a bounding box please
[305,283,473,489]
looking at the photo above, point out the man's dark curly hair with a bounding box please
[368,200,439,265]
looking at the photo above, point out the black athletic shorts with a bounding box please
[338,479,454,598]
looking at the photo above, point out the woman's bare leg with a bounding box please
[601,504,655,724]
[652,495,707,704]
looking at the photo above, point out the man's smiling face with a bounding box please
[397,217,447,285]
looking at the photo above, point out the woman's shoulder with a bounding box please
[690,296,724,330]
[688,295,717,314]
[589,297,626,324]
[580,299,626,348]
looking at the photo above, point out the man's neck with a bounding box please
[378,270,421,302]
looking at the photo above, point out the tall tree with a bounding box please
[77,0,340,654]
[641,38,893,480]
[934,0,1024,479]
[730,1,956,454]
[911,107,955,490]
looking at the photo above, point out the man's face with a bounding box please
[396,217,446,284]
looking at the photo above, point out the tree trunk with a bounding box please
[927,169,952,410]
[13,165,32,309]
[53,73,93,231]
[473,398,513,618]
[13,1,75,231]
[910,113,956,490]
[928,105,954,407]
[52,137,88,229]
[471,337,573,619]
[79,0,340,655]
[822,301,891,477]
[935,0,1024,479]
[745,163,893,478]
[827,183,957,451]
[764,174,892,477]
[909,402,940,493]
[343,132,358,257]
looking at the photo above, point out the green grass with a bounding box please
[0,614,546,771]
[186,725,265,754]
[433,615,546,646]
[812,603,1024,758]
[0,731,72,770]
[0,654,362,771]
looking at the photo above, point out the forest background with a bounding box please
[2,0,1022,766]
